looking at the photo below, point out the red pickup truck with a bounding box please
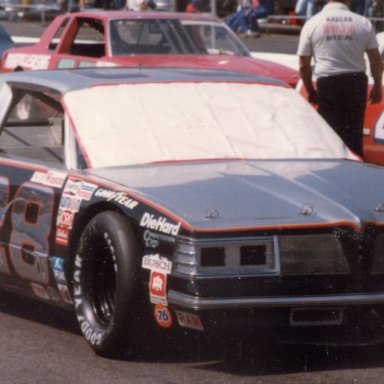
[0,10,299,87]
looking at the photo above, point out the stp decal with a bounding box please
[154,304,172,328]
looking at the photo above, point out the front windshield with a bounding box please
[109,18,250,56]
[64,82,355,169]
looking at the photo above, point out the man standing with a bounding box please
[297,0,383,156]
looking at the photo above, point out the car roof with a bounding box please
[58,10,221,22]
[1,67,287,94]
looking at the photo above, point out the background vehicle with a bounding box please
[0,23,13,66]
[1,67,384,358]
[0,10,299,87]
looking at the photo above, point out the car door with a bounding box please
[0,83,68,297]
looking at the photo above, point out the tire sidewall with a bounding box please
[72,211,139,356]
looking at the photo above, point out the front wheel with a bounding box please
[72,211,139,358]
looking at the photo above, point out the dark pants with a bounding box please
[316,72,368,157]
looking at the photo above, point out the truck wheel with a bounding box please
[72,211,139,358]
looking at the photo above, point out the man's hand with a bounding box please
[308,89,318,104]
[369,84,382,104]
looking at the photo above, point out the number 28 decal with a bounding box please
[0,176,54,284]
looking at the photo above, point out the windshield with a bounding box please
[109,18,250,56]
[64,82,355,168]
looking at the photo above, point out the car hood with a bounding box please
[89,159,384,232]
[111,54,299,87]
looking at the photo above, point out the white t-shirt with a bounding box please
[297,2,378,78]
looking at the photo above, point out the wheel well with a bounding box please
[64,202,141,292]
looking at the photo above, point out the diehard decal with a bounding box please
[175,310,204,331]
[140,213,181,236]
[142,254,172,274]
[154,304,173,328]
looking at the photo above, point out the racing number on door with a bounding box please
[0,178,54,284]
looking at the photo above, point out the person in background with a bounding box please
[297,0,382,157]
[227,0,272,37]
[294,0,325,19]
[126,0,156,10]
[185,0,206,12]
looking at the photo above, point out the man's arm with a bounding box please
[299,55,317,103]
[366,47,383,104]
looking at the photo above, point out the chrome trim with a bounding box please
[174,235,279,276]
[167,290,384,310]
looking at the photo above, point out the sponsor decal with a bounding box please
[154,304,173,328]
[31,170,67,188]
[50,257,73,304]
[149,271,167,305]
[63,178,97,201]
[57,209,75,229]
[175,310,204,331]
[30,282,50,300]
[59,195,81,212]
[95,188,138,210]
[56,179,95,246]
[55,209,75,246]
[50,257,66,284]
[5,53,51,70]
[140,213,181,236]
[56,226,70,246]
[143,230,176,248]
[142,254,172,274]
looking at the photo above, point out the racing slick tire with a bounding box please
[73,211,140,358]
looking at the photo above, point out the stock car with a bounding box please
[0,10,299,87]
[2,66,384,357]
[0,24,13,66]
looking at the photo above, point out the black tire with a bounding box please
[72,211,139,358]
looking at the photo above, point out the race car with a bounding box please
[1,67,384,358]
[0,10,299,87]
[0,24,13,67]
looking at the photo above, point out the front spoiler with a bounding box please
[167,290,384,310]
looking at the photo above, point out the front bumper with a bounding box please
[168,290,384,310]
